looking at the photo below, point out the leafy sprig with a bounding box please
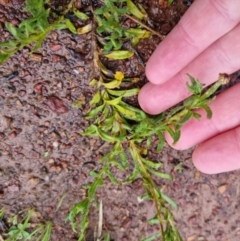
[95,0,152,54]
[0,0,66,64]
[0,0,93,64]
[1,208,52,241]
[68,43,229,240]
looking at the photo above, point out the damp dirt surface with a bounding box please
[1,1,240,241]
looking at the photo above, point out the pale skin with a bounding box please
[138,0,240,174]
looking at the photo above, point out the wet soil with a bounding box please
[1,1,240,241]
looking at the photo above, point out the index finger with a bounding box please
[146,0,240,85]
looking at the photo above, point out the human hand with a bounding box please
[138,0,240,174]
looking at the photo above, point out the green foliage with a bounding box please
[0,0,93,64]
[0,208,52,241]
[0,0,68,64]
[72,68,225,241]
[95,0,151,54]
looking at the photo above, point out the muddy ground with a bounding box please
[0,0,240,241]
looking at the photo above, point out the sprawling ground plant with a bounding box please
[0,0,230,241]
[68,63,229,240]
[0,208,52,241]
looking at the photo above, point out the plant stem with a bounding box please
[98,0,164,39]
[124,13,165,39]
[130,141,165,241]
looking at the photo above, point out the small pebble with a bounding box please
[218,184,227,194]
[46,96,68,114]
[29,53,43,62]
[50,44,62,52]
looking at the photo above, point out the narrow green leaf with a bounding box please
[107,88,139,97]
[183,95,197,108]
[104,50,134,60]
[103,233,111,241]
[106,170,119,184]
[86,104,105,119]
[81,125,97,136]
[104,96,122,106]
[94,7,106,15]
[186,74,203,95]
[110,159,124,170]
[5,23,19,39]
[118,151,128,169]
[161,192,178,210]
[0,40,16,47]
[142,159,162,169]
[102,79,121,89]
[148,169,173,180]
[77,23,92,34]
[125,28,151,38]
[148,214,159,225]
[117,101,147,121]
[167,105,185,118]
[90,91,101,106]
[88,178,104,197]
[127,0,146,20]
[41,222,52,241]
[142,232,161,241]
[115,104,137,120]
[65,19,77,34]
[111,119,120,134]
[178,110,192,127]
[192,112,201,120]
[156,131,165,152]
[124,149,140,183]
[73,9,89,20]
[0,54,11,64]
[165,126,181,144]
[97,127,125,142]
[52,23,67,30]
[200,105,213,119]
[98,61,114,77]
[89,79,97,86]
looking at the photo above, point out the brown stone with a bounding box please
[45,96,68,114]
[29,53,42,62]
[50,44,62,52]
[218,184,227,194]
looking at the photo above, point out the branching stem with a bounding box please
[130,141,165,241]
[124,13,165,39]
[98,0,164,39]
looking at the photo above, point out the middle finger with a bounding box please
[138,23,240,115]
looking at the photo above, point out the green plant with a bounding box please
[0,208,52,241]
[0,0,63,64]
[67,50,229,240]
[0,0,92,64]
[95,0,149,53]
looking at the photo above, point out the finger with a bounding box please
[192,125,240,174]
[165,83,240,150]
[146,0,240,85]
[139,23,240,115]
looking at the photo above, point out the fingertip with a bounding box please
[145,53,170,85]
[192,127,240,174]
[138,83,162,115]
[192,146,213,174]
[145,59,162,85]
[165,128,196,150]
